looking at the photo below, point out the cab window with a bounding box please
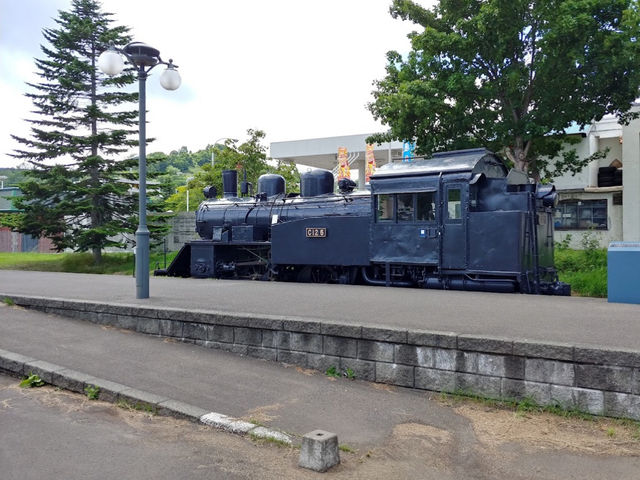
[447,188,462,220]
[397,193,414,222]
[416,192,436,221]
[376,194,393,221]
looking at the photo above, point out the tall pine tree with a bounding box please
[11,0,139,264]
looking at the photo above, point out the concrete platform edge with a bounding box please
[4,294,640,421]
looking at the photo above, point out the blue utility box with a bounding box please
[608,242,640,304]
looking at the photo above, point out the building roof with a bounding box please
[270,133,404,170]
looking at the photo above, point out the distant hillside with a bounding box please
[0,168,28,187]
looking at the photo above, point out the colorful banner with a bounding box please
[337,147,350,180]
[365,144,376,183]
[402,141,415,162]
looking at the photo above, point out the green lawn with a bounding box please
[0,251,177,275]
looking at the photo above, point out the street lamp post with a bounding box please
[98,42,181,299]
[211,137,238,166]
[185,176,194,212]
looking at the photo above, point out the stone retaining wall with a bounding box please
[7,294,640,420]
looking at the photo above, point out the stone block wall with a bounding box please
[8,294,640,420]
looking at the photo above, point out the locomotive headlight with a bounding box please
[536,185,558,208]
[542,191,558,208]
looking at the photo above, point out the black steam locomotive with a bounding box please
[157,148,570,295]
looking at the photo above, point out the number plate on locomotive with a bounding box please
[306,227,327,238]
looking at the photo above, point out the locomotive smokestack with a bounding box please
[222,169,238,198]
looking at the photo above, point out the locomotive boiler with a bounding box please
[156,148,570,295]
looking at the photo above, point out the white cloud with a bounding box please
[0,0,435,167]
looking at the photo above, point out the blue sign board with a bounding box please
[402,141,415,162]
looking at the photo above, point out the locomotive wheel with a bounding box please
[338,267,359,285]
[297,266,333,283]
[310,266,332,283]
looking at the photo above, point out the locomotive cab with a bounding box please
[367,148,568,294]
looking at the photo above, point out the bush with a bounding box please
[555,247,607,297]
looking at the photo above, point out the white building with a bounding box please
[270,107,640,248]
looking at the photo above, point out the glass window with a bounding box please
[447,188,462,220]
[376,194,393,222]
[416,192,436,221]
[554,199,607,230]
[397,193,414,222]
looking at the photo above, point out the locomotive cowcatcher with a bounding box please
[156,148,570,295]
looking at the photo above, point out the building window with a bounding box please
[554,199,607,230]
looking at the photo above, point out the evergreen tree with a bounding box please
[11,0,139,264]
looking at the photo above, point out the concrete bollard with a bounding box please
[298,430,340,472]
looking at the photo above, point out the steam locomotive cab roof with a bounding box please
[370,148,508,180]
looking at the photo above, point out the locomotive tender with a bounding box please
[157,148,570,295]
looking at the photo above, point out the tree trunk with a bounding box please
[92,246,102,265]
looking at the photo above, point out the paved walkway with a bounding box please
[0,303,464,448]
[1,270,639,349]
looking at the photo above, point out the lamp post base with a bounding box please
[135,228,150,299]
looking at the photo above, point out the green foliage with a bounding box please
[3,297,15,306]
[555,234,573,251]
[0,213,23,229]
[368,0,640,179]
[555,243,607,297]
[325,365,356,379]
[248,432,292,448]
[11,0,139,265]
[325,366,341,378]
[116,399,155,413]
[84,384,100,400]
[20,373,45,388]
[165,130,300,212]
[339,444,356,453]
[0,169,28,187]
[344,367,356,380]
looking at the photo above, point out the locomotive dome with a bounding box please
[371,148,508,179]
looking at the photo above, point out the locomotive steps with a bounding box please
[2,271,640,421]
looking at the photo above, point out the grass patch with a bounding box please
[555,245,607,297]
[249,433,293,448]
[2,297,15,306]
[84,384,100,400]
[440,390,600,422]
[325,366,341,378]
[20,373,45,388]
[339,444,356,453]
[115,399,155,414]
[0,251,177,275]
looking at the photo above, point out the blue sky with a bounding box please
[0,0,434,168]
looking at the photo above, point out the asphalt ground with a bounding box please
[1,270,639,349]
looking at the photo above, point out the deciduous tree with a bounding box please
[368,0,640,179]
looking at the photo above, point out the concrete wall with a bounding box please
[622,116,640,241]
[10,295,640,421]
[164,212,199,252]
